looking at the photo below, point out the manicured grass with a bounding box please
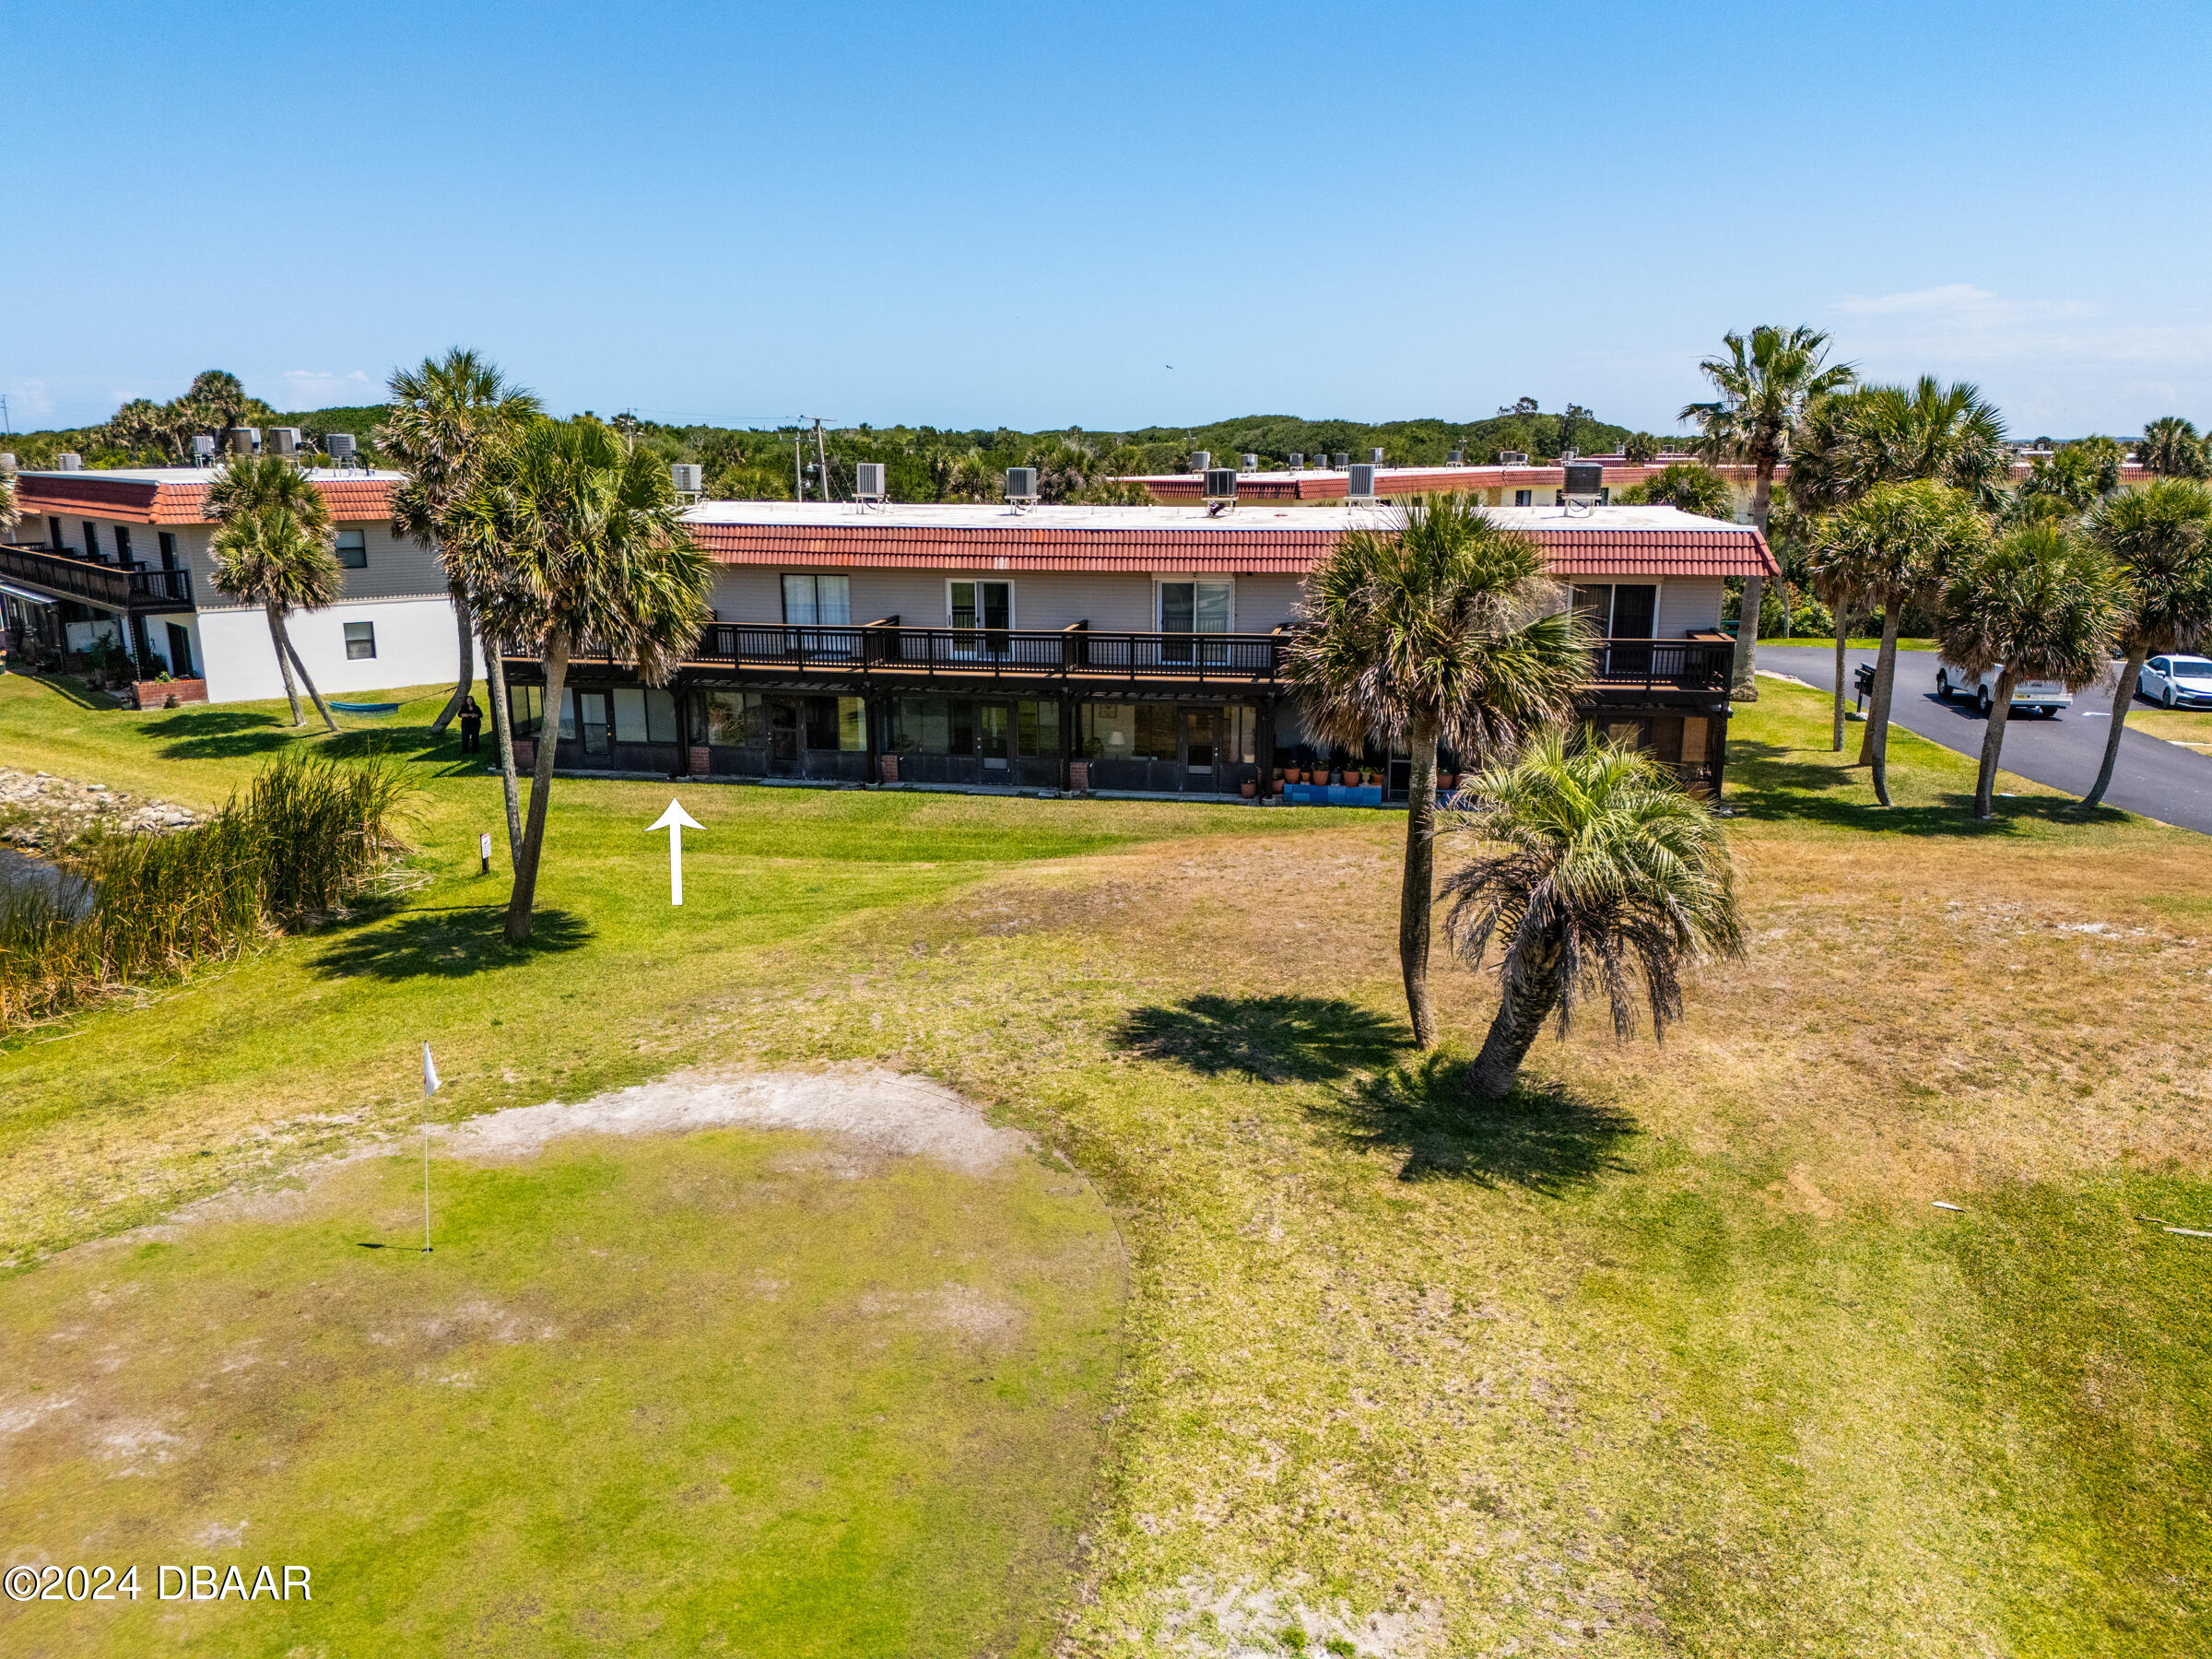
[5,666,2210,1654]
[2129,702,2212,746]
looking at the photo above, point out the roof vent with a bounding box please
[324,432,357,465]
[1499,451,1529,466]
[1189,450,1211,475]
[1447,449,1465,465]
[853,461,887,502]
[266,427,300,457]
[192,434,218,465]
[1006,466,1039,504]
[56,452,81,471]
[1347,464,1377,501]
[1288,452,1304,469]
[1369,448,1385,465]
[1330,452,1347,468]
[670,463,704,500]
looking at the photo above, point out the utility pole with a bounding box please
[794,431,804,500]
[809,417,832,504]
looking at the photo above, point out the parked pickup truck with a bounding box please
[1933,662,2071,717]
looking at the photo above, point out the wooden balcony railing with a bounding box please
[0,543,194,611]
[1584,638,1734,692]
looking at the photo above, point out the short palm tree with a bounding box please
[204,455,343,731]
[2078,480,2212,809]
[1441,732,1744,1098]
[379,349,543,853]
[1614,461,1734,519]
[1678,325,1856,694]
[2137,417,2208,480]
[1937,525,2125,818]
[1805,481,1988,805]
[1286,494,1585,1050]
[447,419,714,943]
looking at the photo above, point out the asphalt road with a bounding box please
[1753,642,2212,835]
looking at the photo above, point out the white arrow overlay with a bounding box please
[646,797,704,906]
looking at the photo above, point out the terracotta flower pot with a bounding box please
[1241,780,1257,798]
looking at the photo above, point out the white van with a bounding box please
[1934,663,2071,718]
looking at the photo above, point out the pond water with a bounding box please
[0,844,91,918]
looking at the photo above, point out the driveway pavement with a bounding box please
[1751,642,2212,835]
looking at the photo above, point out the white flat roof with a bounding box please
[683,500,1752,535]
[13,466,406,483]
[1120,461,1701,480]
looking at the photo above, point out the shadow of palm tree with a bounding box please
[12,668,112,710]
[1316,1050,1640,1194]
[310,904,591,981]
[1725,741,2119,834]
[1113,994,1409,1084]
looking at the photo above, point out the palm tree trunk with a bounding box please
[1400,713,1441,1050]
[505,632,571,944]
[429,579,474,736]
[1465,947,1562,1098]
[265,603,304,726]
[1729,465,1776,700]
[480,623,524,861]
[1973,668,2021,818]
[277,621,340,734]
[2079,646,2146,812]
[1867,601,1904,806]
[1830,606,1850,752]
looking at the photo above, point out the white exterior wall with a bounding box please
[194,595,481,704]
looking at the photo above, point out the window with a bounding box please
[113,526,133,565]
[781,573,851,625]
[335,530,368,569]
[83,521,100,560]
[889,696,974,754]
[1513,488,1533,507]
[1081,702,1177,761]
[1158,580,1232,632]
[702,689,769,746]
[806,695,865,750]
[1017,700,1058,756]
[158,532,178,571]
[48,516,63,550]
[949,580,1011,630]
[508,683,544,737]
[343,621,376,660]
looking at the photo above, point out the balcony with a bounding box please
[0,544,194,612]
[1584,638,1733,693]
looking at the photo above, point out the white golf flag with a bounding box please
[423,1042,441,1098]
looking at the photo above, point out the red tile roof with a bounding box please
[14,473,394,524]
[688,520,1778,577]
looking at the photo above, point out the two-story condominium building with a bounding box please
[0,466,475,702]
[505,498,1773,798]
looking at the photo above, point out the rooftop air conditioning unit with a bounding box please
[1560,447,1579,464]
[1241,453,1258,472]
[1006,466,1039,503]
[670,462,704,497]
[853,461,887,502]
[0,453,15,474]
[1203,467,1239,505]
[1563,462,1605,503]
[1288,452,1304,469]
[324,432,357,465]
[1369,447,1385,465]
[266,427,300,457]
[1447,448,1465,465]
[1347,464,1377,501]
[56,452,82,471]
[229,428,261,456]
[1330,452,1348,468]
[1499,451,1529,465]
[1189,450,1211,475]
[192,434,218,465]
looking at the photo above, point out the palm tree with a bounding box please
[1937,525,2125,818]
[379,349,543,856]
[1441,732,1744,1098]
[1679,325,1856,696]
[1806,482,1987,805]
[2137,417,2208,480]
[448,419,714,944]
[1285,494,1585,1050]
[1614,461,1734,519]
[204,455,343,732]
[1837,377,2010,509]
[2078,480,2212,809]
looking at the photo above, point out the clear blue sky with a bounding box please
[9,0,2206,439]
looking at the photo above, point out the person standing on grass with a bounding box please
[458,694,483,753]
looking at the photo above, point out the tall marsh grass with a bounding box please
[0,750,414,1032]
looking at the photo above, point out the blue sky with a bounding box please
[8,0,2206,438]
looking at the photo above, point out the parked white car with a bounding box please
[1933,663,2071,717]
[2137,654,2212,709]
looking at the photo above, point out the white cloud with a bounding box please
[279,369,375,407]
[2,379,55,421]
[1830,285,2209,365]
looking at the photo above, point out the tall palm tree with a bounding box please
[447,420,714,944]
[379,349,543,854]
[1679,325,1856,695]
[204,455,343,732]
[1806,482,1987,806]
[2137,417,2208,480]
[2078,480,2212,809]
[1937,525,2125,818]
[1441,732,1744,1098]
[1285,495,1584,1050]
[1837,376,2010,509]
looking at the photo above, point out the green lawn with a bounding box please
[4,665,2208,1656]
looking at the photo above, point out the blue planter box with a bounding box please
[1284,782,1384,807]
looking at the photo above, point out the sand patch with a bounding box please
[860,1282,1026,1348]
[441,1065,1031,1175]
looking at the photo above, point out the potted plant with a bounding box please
[1240,779,1257,798]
